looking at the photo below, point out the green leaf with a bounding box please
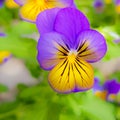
[97,26,120,61]
[17,102,47,120]
[0,84,8,93]
[81,93,116,120]
[0,101,18,114]
[0,115,17,120]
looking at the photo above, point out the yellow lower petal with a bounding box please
[48,58,94,93]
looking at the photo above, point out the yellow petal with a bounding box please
[20,1,46,22]
[5,0,19,8]
[116,5,120,14]
[105,0,112,4]
[0,51,11,64]
[95,91,107,100]
[48,58,94,93]
[20,0,66,22]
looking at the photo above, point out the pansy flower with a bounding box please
[37,8,107,93]
[93,78,120,104]
[14,0,75,22]
[93,0,104,13]
[5,0,19,8]
[114,0,120,14]
[0,0,4,8]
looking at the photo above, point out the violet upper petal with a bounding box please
[36,8,60,35]
[76,29,107,63]
[54,7,90,47]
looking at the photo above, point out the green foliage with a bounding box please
[0,101,18,114]
[97,26,120,61]
[0,74,117,120]
[109,72,120,82]
[0,84,8,93]
[81,93,115,120]
[0,82,116,120]
[0,21,41,77]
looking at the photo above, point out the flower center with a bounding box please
[67,49,78,63]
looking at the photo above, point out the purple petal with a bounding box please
[93,77,104,92]
[0,0,4,8]
[70,2,76,7]
[115,0,120,5]
[36,8,60,35]
[104,79,120,94]
[93,0,104,8]
[76,29,107,63]
[3,54,12,63]
[14,0,26,5]
[54,7,90,47]
[0,32,6,37]
[37,32,68,70]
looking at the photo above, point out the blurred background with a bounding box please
[0,0,120,120]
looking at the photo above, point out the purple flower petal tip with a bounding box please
[0,0,4,8]
[0,33,6,37]
[93,0,104,8]
[104,79,120,94]
[54,7,90,44]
